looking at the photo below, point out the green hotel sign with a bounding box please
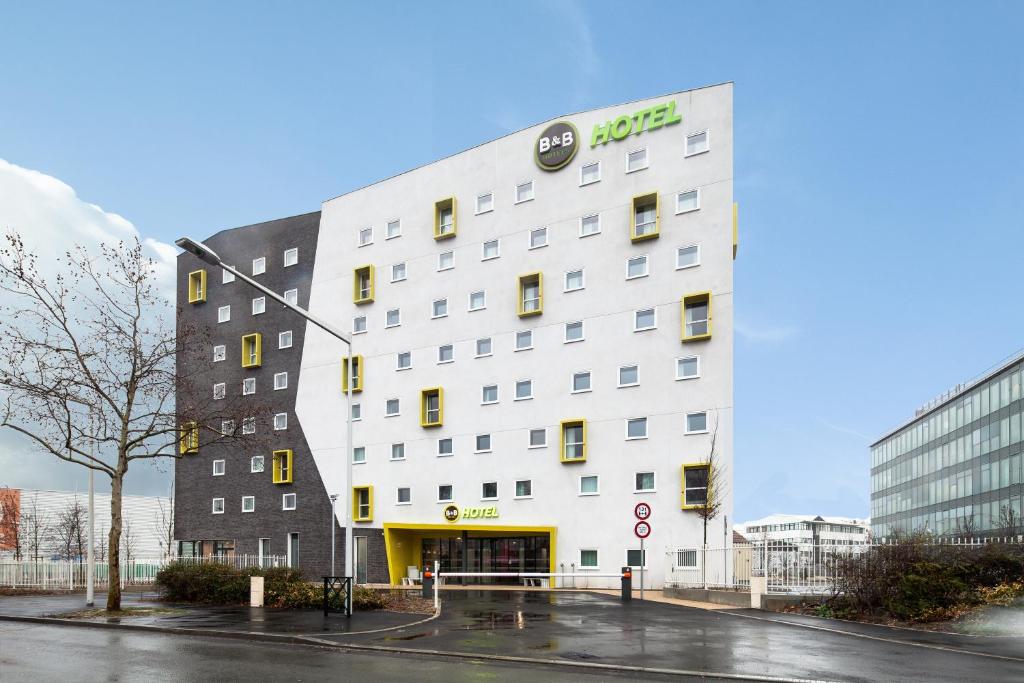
[590,100,682,147]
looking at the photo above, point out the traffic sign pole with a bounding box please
[632,517,652,602]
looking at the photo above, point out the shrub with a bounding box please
[353,585,389,610]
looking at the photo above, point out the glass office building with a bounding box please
[870,353,1024,539]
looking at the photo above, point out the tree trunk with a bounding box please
[106,471,123,611]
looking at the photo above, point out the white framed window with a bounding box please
[579,549,599,569]
[358,227,373,246]
[626,255,648,279]
[386,308,401,328]
[676,188,700,214]
[635,471,656,493]
[391,443,405,461]
[222,268,235,284]
[213,382,226,400]
[353,446,366,464]
[397,351,412,370]
[391,262,407,282]
[438,251,454,271]
[572,371,592,393]
[397,487,411,505]
[515,479,533,498]
[242,496,255,513]
[618,365,639,387]
[283,248,298,267]
[213,345,226,362]
[564,269,585,292]
[481,384,498,404]
[514,380,533,400]
[634,308,657,331]
[212,498,225,514]
[580,161,600,186]
[279,331,293,349]
[626,147,648,173]
[515,330,533,351]
[579,475,599,496]
[686,411,709,434]
[438,344,454,363]
[351,403,361,421]
[475,434,492,453]
[242,416,255,435]
[217,305,231,323]
[437,438,453,457]
[252,257,266,275]
[580,214,600,237]
[282,493,297,511]
[252,296,266,315]
[685,130,710,156]
[221,419,235,435]
[274,413,288,430]
[482,239,500,260]
[528,428,547,448]
[468,290,486,311]
[475,338,492,357]
[212,459,225,476]
[515,180,534,204]
[251,456,264,473]
[274,372,288,390]
[677,356,701,380]
[626,417,648,440]
[481,481,498,500]
[432,298,448,319]
[626,549,647,569]
[438,485,454,503]
[243,377,256,395]
[529,227,548,249]
[386,219,401,239]
[676,244,701,269]
[385,398,401,417]
[476,192,493,214]
[565,321,584,343]
[353,315,367,334]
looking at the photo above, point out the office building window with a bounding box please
[421,388,443,427]
[685,130,710,156]
[353,265,375,304]
[627,255,648,279]
[438,251,454,271]
[283,247,298,267]
[579,475,599,495]
[386,308,401,328]
[481,481,498,500]
[481,384,498,404]
[279,330,293,349]
[572,371,591,393]
[284,289,298,307]
[564,269,584,292]
[213,459,225,476]
[518,272,543,316]
[482,239,500,260]
[626,148,648,172]
[631,193,659,242]
[677,356,701,380]
[218,305,231,323]
[437,438,453,457]
[274,413,288,430]
[251,456,264,473]
[676,188,700,214]
[475,338,492,357]
[476,192,493,214]
[397,351,412,370]
[213,383,225,400]
[273,372,288,390]
[565,321,584,343]
[386,398,401,417]
[627,549,646,568]
[272,450,293,484]
[438,344,454,363]
[634,308,657,331]
[386,219,401,239]
[475,434,491,452]
[686,411,709,434]
[677,245,701,269]
[391,443,405,461]
[353,446,366,464]
[282,493,297,511]
[391,262,407,282]
[683,464,710,508]
[222,268,235,284]
[434,198,456,239]
[580,549,599,568]
[529,428,547,448]
[635,472,656,492]
[626,417,648,440]
[580,214,600,237]
[529,227,548,249]
[432,298,448,318]
[252,296,266,315]
[187,269,206,304]
[561,419,586,462]
[515,380,533,400]
[438,485,453,502]
[580,161,600,185]
[682,292,711,341]
[242,416,255,434]
[243,377,255,395]
[619,365,639,387]
[353,316,367,334]
[515,180,534,203]
[213,345,226,362]
[515,480,533,498]
[397,487,411,505]
[515,330,533,351]
[351,403,361,420]
[358,227,373,246]
[242,496,255,513]
[212,498,225,514]
[221,420,235,435]
[469,290,486,311]
[252,257,266,275]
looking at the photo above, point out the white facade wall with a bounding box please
[297,84,734,587]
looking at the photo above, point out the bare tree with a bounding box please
[20,493,51,561]
[157,483,175,559]
[693,415,728,547]
[95,533,107,563]
[0,235,268,610]
[0,487,22,559]
[994,505,1021,539]
[953,515,978,540]
[121,517,137,565]
[52,498,86,561]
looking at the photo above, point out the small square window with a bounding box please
[635,472,656,492]
[572,371,591,393]
[391,263,407,282]
[627,255,648,279]
[274,413,288,430]
[351,403,362,421]
[242,496,255,513]
[677,356,701,380]
[218,305,231,323]
[397,351,412,370]
[353,316,367,334]
[213,383,225,400]
[386,309,401,328]
[634,308,657,331]
[580,161,600,186]
[515,480,533,498]
[279,331,293,349]
[222,268,235,284]
[386,219,401,239]
[579,475,599,495]
[213,345,226,362]
[212,498,225,514]
[242,417,255,435]
[515,330,533,351]
[676,245,701,270]
[529,227,548,249]
[475,434,491,452]
[564,269,584,292]
[481,384,498,404]
[619,365,639,387]
[475,338,492,357]
[627,549,646,568]
[397,487,411,504]
[438,485,454,502]
[274,372,288,390]
[580,214,600,237]
[676,188,700,214]
[476,192,493,214]
[565,321,584,343]
[243,378,256,395]
[386,399,401,417]
[515,380,533,400]
[437,438,453,457]
[626,417,648,439]
[685,130,710,156]
[438,251,454,271]
[529,428,547,448]
[437,344,454,363]
[251,456,265,473]
[391,443,405,461]
[686,411,709,434]
[469,291,486,311]
[252,257,266,275]
[515,181,534,203]
[481,481,498,500]
[212,459,225,476]
[626,148,648,172]
[283,248,298,267]
[432,299,448,318]
[252,297,266,315]
[353,446,366,464]
[221,419,235,435]
[358,227,373,246]
[580,549,599,568]
[482,239,500,260]
[282,493,297,511]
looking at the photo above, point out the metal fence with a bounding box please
[0,554,287,590]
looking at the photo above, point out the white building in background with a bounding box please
[736,514,870,547]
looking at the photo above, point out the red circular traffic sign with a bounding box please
[634,521,651,539]
[634,503,652,520]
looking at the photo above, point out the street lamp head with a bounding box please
[175,237,222,267]
[329,494,338,502]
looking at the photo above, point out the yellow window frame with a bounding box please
[434,197,457,240]
[517,272,543,317]
[353,485,374,522]
[420,387,444,427]
[179,421,199,454]
[241,333,262,368]
[630,192,660,242]
[353,265,375,304]
[272,449,294,484]
[187,269,207,304]
[680,291,712,342]
[681,462,711,510]
[559,418,587,463]
[342,355,364,393]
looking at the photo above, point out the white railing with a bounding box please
[0,554,287,590]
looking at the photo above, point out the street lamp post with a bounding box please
[175,238,355,585]
[329,494,338,576]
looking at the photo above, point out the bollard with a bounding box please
[422,567,434,599]
[621,566,632,602]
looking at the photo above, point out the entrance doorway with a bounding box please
[421,534,549,584]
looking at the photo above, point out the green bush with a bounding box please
[353,585,389,610]
[883,562,969,621]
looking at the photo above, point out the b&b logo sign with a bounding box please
[535,121,578,171]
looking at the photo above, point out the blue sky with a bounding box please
[1,1,1022,523]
